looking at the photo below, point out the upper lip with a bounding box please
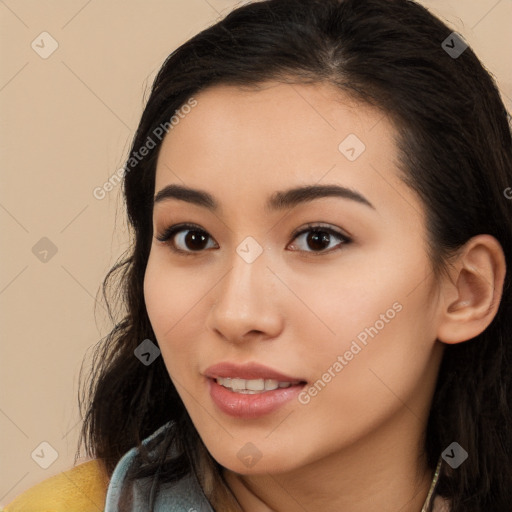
[204,362,306,382]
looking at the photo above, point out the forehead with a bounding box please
[157,81,390,164]
[153,81,410,218]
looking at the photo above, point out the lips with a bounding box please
[204,362,307,418]
[204,361,306,382]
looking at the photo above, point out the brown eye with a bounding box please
[156,223,217,255]
[288,225,351,254]
[156,222,351,256]
[179,230,210,251]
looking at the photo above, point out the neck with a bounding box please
[223,408,435,512]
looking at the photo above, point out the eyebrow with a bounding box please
[153,183,375,212]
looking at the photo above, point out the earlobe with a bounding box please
[436,235,506,344]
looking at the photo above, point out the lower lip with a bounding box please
[208,378,306,419]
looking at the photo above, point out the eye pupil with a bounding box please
[308,231,330,251]
[161,225,347,255]
[185,231,208,251]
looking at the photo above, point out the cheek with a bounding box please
[143,251,205,328]
[292,249,437,400]
[143,255,203,371]
[297,288,437,433]
[287,255,420,351]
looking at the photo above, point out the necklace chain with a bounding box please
[420,456,443,512]
[225,454,444,512]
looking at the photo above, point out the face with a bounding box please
[143,81,444,475]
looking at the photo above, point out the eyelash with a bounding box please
[155,222,352,257]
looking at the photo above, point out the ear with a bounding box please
[436,234,506,344]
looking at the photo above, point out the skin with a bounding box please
[143,81,505,512]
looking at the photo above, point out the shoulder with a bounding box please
[2,459,109,512]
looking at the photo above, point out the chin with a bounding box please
[207,445,303,476]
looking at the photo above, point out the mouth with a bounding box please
[214,376,305,394]
[204,362,308,418]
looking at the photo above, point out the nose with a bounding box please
[205,244,284,345]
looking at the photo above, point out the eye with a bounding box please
[155,222,352,256]
[155,223,217,255]
[288,223,351,255]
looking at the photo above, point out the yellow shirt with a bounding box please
[1,459,109,512]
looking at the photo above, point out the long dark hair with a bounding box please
[78,0,512,510]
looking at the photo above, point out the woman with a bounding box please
[4,0,511,510]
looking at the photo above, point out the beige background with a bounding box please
[0,0,511,504]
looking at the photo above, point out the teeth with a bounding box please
[216,377,299,393]
[265,380,280,390]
